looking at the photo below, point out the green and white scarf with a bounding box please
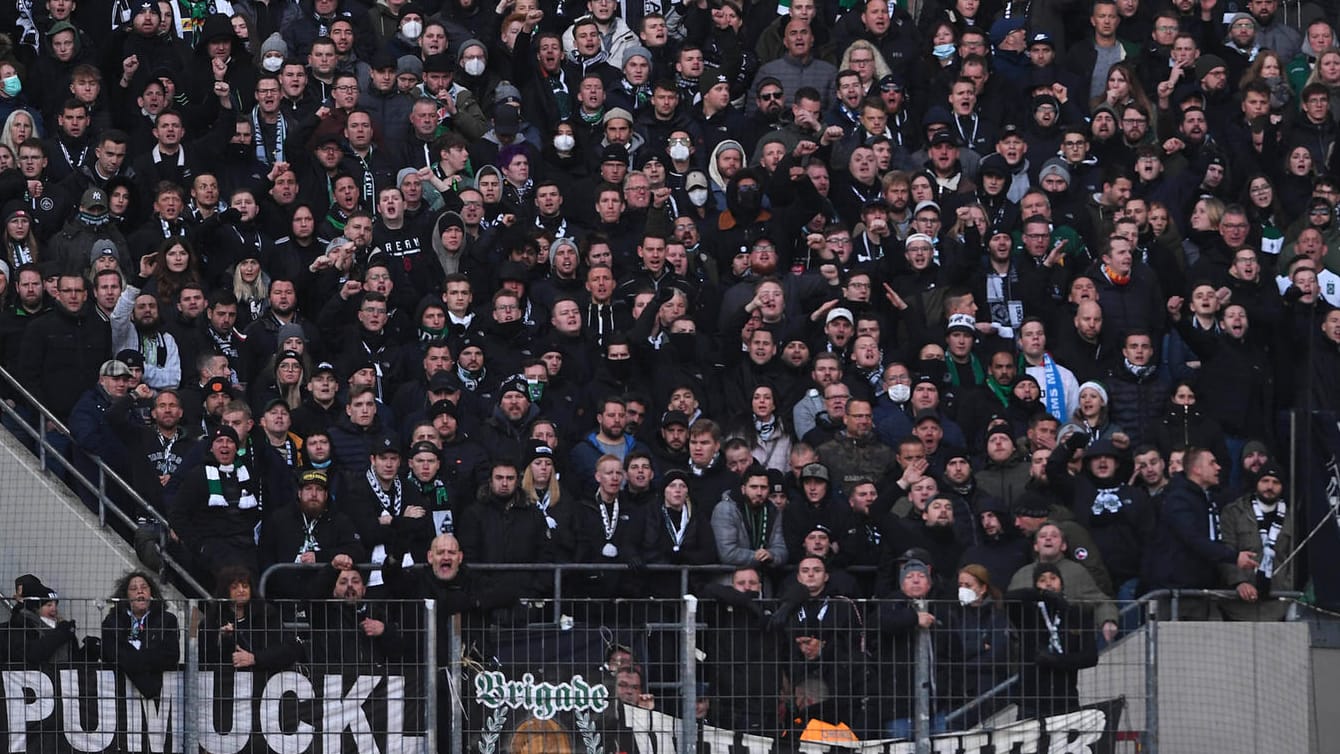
[205,463,258,510]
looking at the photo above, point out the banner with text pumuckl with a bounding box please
[1,666,425,753]
[467,668,1127,754]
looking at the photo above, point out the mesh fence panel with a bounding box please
[449,596,1139,753]
[0,587,1316,753]
[1,597,433,753]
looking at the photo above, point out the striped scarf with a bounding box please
[205,463,258,510]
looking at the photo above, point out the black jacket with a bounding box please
[1102,362,1170,449]
[18,302,111,420]
[198,600,300,671]
[1143,473,1236,590]
[1004,588,1098,718]
[101,605,180,700]
[307,569,403,671]
[257,505,366,598]
[456,489,551,597]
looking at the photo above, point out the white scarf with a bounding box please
[1253,498,1286,579]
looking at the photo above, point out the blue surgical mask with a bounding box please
[1,76,20,97]
[933,44,956,60]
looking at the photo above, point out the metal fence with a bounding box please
[1,596,437,754]
[446,595,1143,754]
[1,582,1308,754]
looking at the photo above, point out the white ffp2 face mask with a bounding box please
[463,58,485,77]
[888,384,910,403]
[958,587,978,606]
[668,143,690,162]
[262,56,283,72]
[401,20,422,39]
[688,189,708,206]
[553,134,575,151]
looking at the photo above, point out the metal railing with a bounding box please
[1,596,438,753]
[0,365,208,596]
[6,585,1310,754]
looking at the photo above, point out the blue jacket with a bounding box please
[69,385,132,475]
[567,432,649,496]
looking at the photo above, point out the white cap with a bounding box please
[946,313,977,333]
[825,307,854,325]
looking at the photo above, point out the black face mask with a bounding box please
[494,317,523,338]
[606,358,631,381]
[736,186,760,211]
[669,333,698,361]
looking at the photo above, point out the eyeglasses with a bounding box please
[758,91,784,101]
[333,85,358,92]
[495,304,520,312]
[1121,117,1147,125]
[1155,25,1178,32]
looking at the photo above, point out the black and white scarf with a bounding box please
[366,468,403,517]
[251,107,286,164]
[1124,358,1155,380]
[754,415,775,442]
[1252,497,1286,579]
[207,327,240,360]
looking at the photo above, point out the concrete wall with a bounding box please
[1079,622,1312,753]
[0,428,185,639]
[1311,647,1340,753]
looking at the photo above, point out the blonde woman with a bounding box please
[0,109,37,158]
[839,40,892,91]
[231,254,271,331]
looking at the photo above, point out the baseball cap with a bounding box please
[299,468,329,487]
[661,410,690,428]
[947,312,977,334]
[800,463,829,482]
[81,187,108,211]
[825,307,854,325]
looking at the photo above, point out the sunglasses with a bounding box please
[758,91,784,101]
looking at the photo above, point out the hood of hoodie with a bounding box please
[708,139,745,191]
[196,14,241,58]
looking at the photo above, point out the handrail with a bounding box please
[1117,588,1304,621]
[0,365,209,597]
[261,561,1303,617]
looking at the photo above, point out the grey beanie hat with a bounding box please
[261,32,288,58]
